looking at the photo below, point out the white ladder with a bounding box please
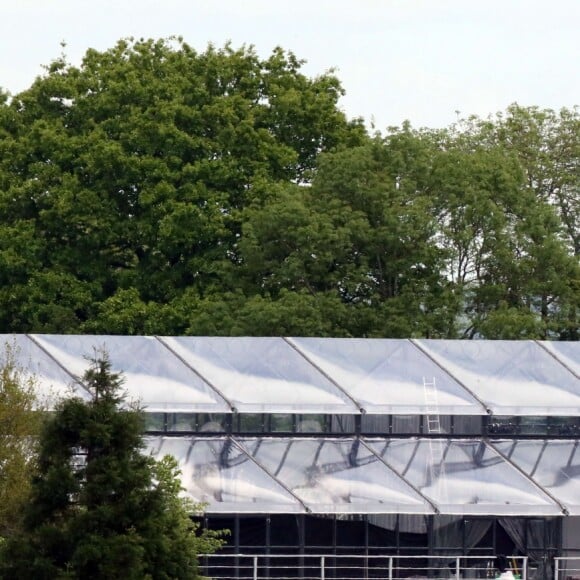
[423,377,448,503]
[423,377,441,434]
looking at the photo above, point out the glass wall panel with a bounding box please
[562,517,580,552]
[271,414,294,433]
[361,414,391,434]
[331,415,357,434]
[548,417,580,437]
[465,518,493,552]
[392,415,420,434]
[167,413,196,432]
[432,515,463,553]
[519,416,548,436]
[197,413,227,433]
[145,412,166,431]
[269,514,301,548]
[31,334,230,413]
[486,416,518,436]
[238,413,267,433]
[437,416,451,435]
[289,338,485,415]
[146,436,303,513]
[416,340,580,416]
[145,412,228,433]
[367,438,561,515]
[492,439,580,515]
[296,414,327,433]
[453,415,482,435]
[161,337,359,414]
[239,437,434,514]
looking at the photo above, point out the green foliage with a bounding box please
[0,344,42,539]
[0,35,577,339]
[0,355,225,579]
[0,37,363,333]
[435,108,580,338]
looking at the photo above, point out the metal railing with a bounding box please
[554,557,580,580]
[199,553,529,580]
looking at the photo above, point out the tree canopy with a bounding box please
[0,37,577,339]
[0,344,42,539]
[0,354,224,579]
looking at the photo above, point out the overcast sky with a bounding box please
[1,0,578,130]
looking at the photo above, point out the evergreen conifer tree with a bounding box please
[1,354,223,579]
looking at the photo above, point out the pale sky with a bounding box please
[0,0,578,130]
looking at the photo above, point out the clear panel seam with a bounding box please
[535,340,580,380]
[360,437,439,514]
[283,337,365,414]
[485,437,568,515]
[27,334,93,398]
[409,339,490,415]
[229,436,310,513]
[155,336,235,412]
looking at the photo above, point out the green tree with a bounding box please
[222,133,451,337]
[455,105,579,257]
[1,354,224,579]
[0,38,365,334]
[0,344,41,539]
[308,132,457,337]
[437,108,580,338]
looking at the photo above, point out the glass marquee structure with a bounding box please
[7,334,579,418]
[2,334,579,572]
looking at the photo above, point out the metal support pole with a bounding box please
[253,555,258,580]
[321,556,325,580]
[456,557,460,580]
[554,558,558,580]
[523,556,528,580]
[388,557,393,580]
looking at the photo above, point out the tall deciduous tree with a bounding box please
[438,107,580,338]
[454,105,579,257]
[1,354,224,579]
[0,344,41,539]
[222,135,457,338]
[0,38,365,333]
[0,39,577,339]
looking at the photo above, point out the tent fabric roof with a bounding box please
[237,437,433,514]
[146,435,566,516]
[491,439,580,515]
[31,334,231,413]
[147,437,305,513]
[2,334,92,406]
[2,333,578,517]
[160,337,360,414]
[2,334,578,416]
[366,438,560,516]
[287,338,486,415]
[416,339,580,416]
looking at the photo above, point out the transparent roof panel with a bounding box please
[289,338,486,415]
[238,437,434,514]
[30,335,230,413]
[492,439,580,515]
[160,337,359,414]
[416,340,580,416]
[0,334,89,406]
[146,436,303,513]
[539,341,580,377]
[367,438,561,516]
